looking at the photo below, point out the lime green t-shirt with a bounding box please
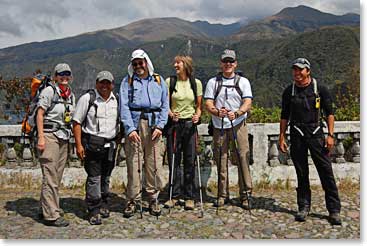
[165,77,203,119]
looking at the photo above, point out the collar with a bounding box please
[95,89,116,102]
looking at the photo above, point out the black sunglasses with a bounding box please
[221,59,236,64]
[57,71,71,76]
[132,61,144,67]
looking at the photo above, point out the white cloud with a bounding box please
[0,0,360,48]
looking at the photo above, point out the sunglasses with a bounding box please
[221,59,236,64]
[132,61,144,67]
[57,71,71,76]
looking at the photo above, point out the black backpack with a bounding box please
[208,71,243,136]
[163,75,199,136]
[82,89,123,136]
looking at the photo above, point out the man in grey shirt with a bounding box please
[73,71,120,225]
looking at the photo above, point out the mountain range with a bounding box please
[0,5,360,122]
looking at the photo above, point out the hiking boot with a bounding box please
[123,201,136,218]
[149,200,161,216]
[214,197,226,207]
[184,200,195,210]
[328,213,342,225]
[88,214,102,225]
[164,199,178,208]
[241,191,253,209]
[38,208,64,220]
[44,217,69,227]
[295,208,309,222]
[100,208,110,218]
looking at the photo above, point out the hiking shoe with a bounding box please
[38,208,64,220]
[295,209,309,222]
[44,217,69,227]
[214,197,226,207]
[329,213,342,225]
[149,200,161,216]
[241,192,253,209]
[184,200,195,210]
[123,201,136,218]
[88,214,102,225]
[100,208,110,218]
[164,199,178,208]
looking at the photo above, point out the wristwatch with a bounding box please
[327,133,334,138]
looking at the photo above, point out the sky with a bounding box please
[0,0,360,49]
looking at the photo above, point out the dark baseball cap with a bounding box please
[292,58,311,69]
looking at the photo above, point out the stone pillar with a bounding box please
[203,136,213,166]
[68,138,81,167]
[21,138,34,168]
[116,142,126,167]
[268,136,280,167]
[335,133,347,164]
[5,138,17,167]
[351,133,360,163]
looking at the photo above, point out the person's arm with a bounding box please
[72,122,84,160]
[36,107,46,151]
[278,87,291,153]
[325,115,335,151]
[279,119,288,153]
[193,79,203,123]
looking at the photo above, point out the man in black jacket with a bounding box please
[278,58,341,225]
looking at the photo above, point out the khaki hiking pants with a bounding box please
[39,133,69,220]
[125,119,164,201]
[213,121,252,199]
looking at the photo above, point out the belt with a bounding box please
[130,107,161,113]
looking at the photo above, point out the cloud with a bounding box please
[0,0,360,48]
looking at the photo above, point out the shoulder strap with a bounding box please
[233,74,242,98]
[189,76,198,106]
[45,83,59,114]
[83,89,97,128]
[214,72,223,101]
[168,75,177,110]
[153,73,161,85]
[313,78,318,96]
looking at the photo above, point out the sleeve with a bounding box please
[203,78,215,100]
[196,79,203,97]
[72,93,90,124]
[240,77,253,99]
[280,86,291,120]
[157,75,169,129]
[119,76,137,136]
[37,86,53,110]
[320,85,334,116]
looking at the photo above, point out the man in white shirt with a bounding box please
[73,71,120,225]
[204,49,253,208]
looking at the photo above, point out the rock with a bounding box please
[160,223,170,229]
[231,232,243,239]
[347,211,359,219]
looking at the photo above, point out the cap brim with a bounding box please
[292,63,309,69]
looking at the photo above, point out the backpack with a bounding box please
[208,71,243,136]
[21,73,59,137]
[128,73,161,104]
[289,78,322,125]
[168,75,198,106]
[82,89,123,136]
[163,75,199,136]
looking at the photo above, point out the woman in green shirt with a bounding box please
[164,55,203,210]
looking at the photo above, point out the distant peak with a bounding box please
[276,5,324,16]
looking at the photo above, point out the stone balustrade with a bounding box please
[0,122,360,168]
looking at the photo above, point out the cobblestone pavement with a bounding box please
[0,185,360,239]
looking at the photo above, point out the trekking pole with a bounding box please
[216,112,225,216]
[152,137,160,220]
[195,125,204,218]
[168,126,177,214]
[226,131,230,204]
[136,140,143,219]
[229,120,252,215]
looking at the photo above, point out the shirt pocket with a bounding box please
[130,82,142,106]
[150,83,162,107]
